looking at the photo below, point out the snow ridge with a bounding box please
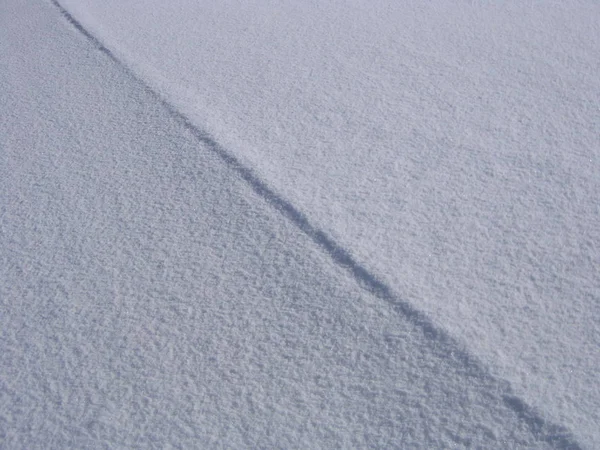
[48,0,582,447]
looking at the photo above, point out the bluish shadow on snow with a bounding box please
[50,1,582,448]
[503,395,580,450]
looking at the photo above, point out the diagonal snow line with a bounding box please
[49,0,581,447]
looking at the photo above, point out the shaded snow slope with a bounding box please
[0,0,583,447]
[56,0,600,446]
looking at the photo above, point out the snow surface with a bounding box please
[1,0,599,448]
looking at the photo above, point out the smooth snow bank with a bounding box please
[57,0,600,446]
[0,0,578,447]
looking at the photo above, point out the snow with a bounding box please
[1,0,599,447]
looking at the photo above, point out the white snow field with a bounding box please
[1,0,598,448]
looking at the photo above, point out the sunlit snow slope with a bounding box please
[1,0,598,447]
[53,0,600,447]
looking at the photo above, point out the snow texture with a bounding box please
[1,0,599,448]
